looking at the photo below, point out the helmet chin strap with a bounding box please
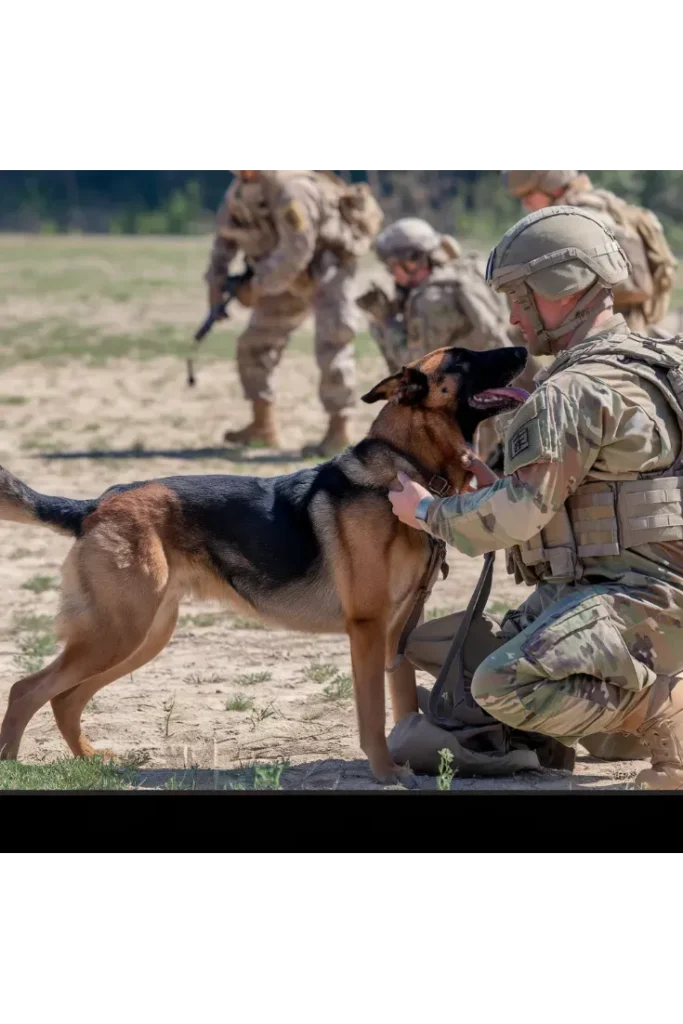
[512,281,613,356]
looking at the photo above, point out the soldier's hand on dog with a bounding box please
[389,472,432,530]
[389,455,500,530]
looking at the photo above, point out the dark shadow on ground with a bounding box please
[133,757,633,792]
[37,447,318,466]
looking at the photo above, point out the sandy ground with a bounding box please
[0,353,652,791]
[1,232,673,790]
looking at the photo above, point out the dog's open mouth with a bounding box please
[469,386,529,413]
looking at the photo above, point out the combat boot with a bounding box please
[617,678,683,790]
[223,399,281,449]
[301,413,351,459]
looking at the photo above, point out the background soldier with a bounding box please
[504,171,677,334]
[357,217,541,461]
[205,170,383,456]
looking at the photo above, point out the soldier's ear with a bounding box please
[362,366,429,405]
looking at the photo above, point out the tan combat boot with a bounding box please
[617,678,683,791]
[301,413,351,459]
[223,399,281,449]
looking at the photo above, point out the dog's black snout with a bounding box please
[499,345,528,382]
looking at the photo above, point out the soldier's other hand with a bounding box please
[389,472,431,530]
[460,451,500,490]
[235,278,257,308]
[357,284,390,320]
[208,282,228,319]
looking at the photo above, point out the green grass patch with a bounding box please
[234,671,272,686]
[0,756,133,790]
[225,694,254,712]
[306,663,339,684]
[231,616,267,631]
[322,674,354,702]
[21,574,58,594]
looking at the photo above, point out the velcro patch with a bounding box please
[509,426,530,459]
[504,389,556,474]
[282,200,307,232]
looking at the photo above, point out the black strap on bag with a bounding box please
[427,551,495,727]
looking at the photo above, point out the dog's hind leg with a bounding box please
[0,525,170,762]
[0,633,152,762]
[49,597,179,758]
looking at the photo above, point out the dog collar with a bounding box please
[428,474,451,497]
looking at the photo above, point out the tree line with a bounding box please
[2,171,683,250]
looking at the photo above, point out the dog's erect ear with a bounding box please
[361,366,429,405]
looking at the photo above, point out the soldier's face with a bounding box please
[389,260,430,289]
[510,291,584,345]
[521,190,553,212]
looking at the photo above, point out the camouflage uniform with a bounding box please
[358,218,540,460]
[504,171,677,334]
[206,171,382,450]
[404,207,683,789]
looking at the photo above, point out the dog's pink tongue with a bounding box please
[477,386,529,404]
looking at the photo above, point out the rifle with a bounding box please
[187,267,254,386]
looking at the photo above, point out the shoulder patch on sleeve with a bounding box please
[282,200,308,232]
[504,389,558,474]
[509,424,530,459]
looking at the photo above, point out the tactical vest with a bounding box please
[508,330,683,586]
[218,171,382,264]
[405,256,512,354]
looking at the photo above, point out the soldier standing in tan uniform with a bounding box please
[504,171,677,334]
[205,171,383,456]
[357,217,542,462]
[389,207,683,790]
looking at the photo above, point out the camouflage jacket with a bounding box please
[423,315,683,592]
[551,177,676,326]
[205,171,365,298]
[367,259,514,373]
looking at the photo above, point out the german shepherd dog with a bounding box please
[0,345,529,784]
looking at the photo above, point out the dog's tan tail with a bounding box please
[0,465,96,537]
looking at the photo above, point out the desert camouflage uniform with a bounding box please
[366,257,515,373]
[416,314,683,746]
[206,171,371,415]
[505,171,677,334]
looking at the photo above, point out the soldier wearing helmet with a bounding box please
[357,217,540,461]
[388,206,683,789]
[504,171,677,333]
[205,170,383,457]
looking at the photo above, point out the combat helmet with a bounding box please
[375,218,461,265]
[503,171,578,199]
[486,206,631,353]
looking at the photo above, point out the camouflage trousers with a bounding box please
[405,575,683,759]
[470,579,683,747]
[237,259,361,415]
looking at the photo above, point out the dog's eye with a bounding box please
[441,387,448,393]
